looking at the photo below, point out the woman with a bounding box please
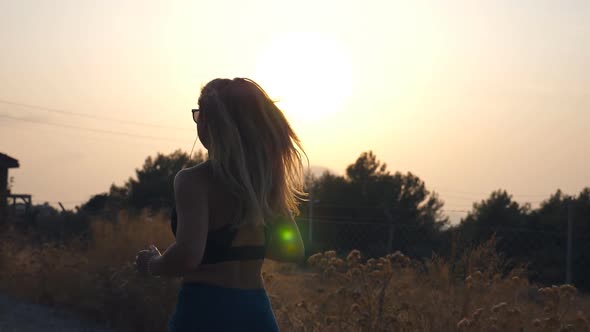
[135,78,307,331]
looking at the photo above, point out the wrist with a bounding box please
[147,255,159,276]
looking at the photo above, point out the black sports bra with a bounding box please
[170,207,270,265]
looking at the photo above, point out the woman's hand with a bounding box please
[135,245,161,276]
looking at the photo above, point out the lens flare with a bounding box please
[280,229,294,241]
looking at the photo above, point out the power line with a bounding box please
[441,195,547,205]
[0,99,193,131]
[439,195,483,201]
[36,200,85,204]
[0,113,186,143]
[434,187,552,198]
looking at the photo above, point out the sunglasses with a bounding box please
[191,109,200,124]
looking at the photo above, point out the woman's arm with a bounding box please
[148,168,209,277]
[265,213,305,263]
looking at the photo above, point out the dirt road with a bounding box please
[0,293,112,332]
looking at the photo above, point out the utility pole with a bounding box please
[566,201,574,284]
[308,190,314,250]
[384,207,394,253]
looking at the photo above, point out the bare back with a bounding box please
[181,163,267,289]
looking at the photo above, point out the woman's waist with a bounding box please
[182,263,264,289]
[180,279,266,292]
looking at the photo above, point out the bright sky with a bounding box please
[1,0,589,222]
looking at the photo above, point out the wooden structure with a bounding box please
[0,153,31,223]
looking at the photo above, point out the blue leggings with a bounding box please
[168,282,279,332]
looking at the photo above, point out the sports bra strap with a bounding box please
[170,207,270,264]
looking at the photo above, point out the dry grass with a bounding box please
[1,213,589,332]
[0,211,178,331]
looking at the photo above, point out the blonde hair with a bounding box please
[198,78,309,228]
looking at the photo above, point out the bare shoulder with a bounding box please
[174,160,212,192]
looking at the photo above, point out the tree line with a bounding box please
[15,150,590,290]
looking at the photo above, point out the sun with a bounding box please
[254,32,353,124]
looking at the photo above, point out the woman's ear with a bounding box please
[197,120,211,149]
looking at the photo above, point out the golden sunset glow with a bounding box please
[0,1,588,220]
